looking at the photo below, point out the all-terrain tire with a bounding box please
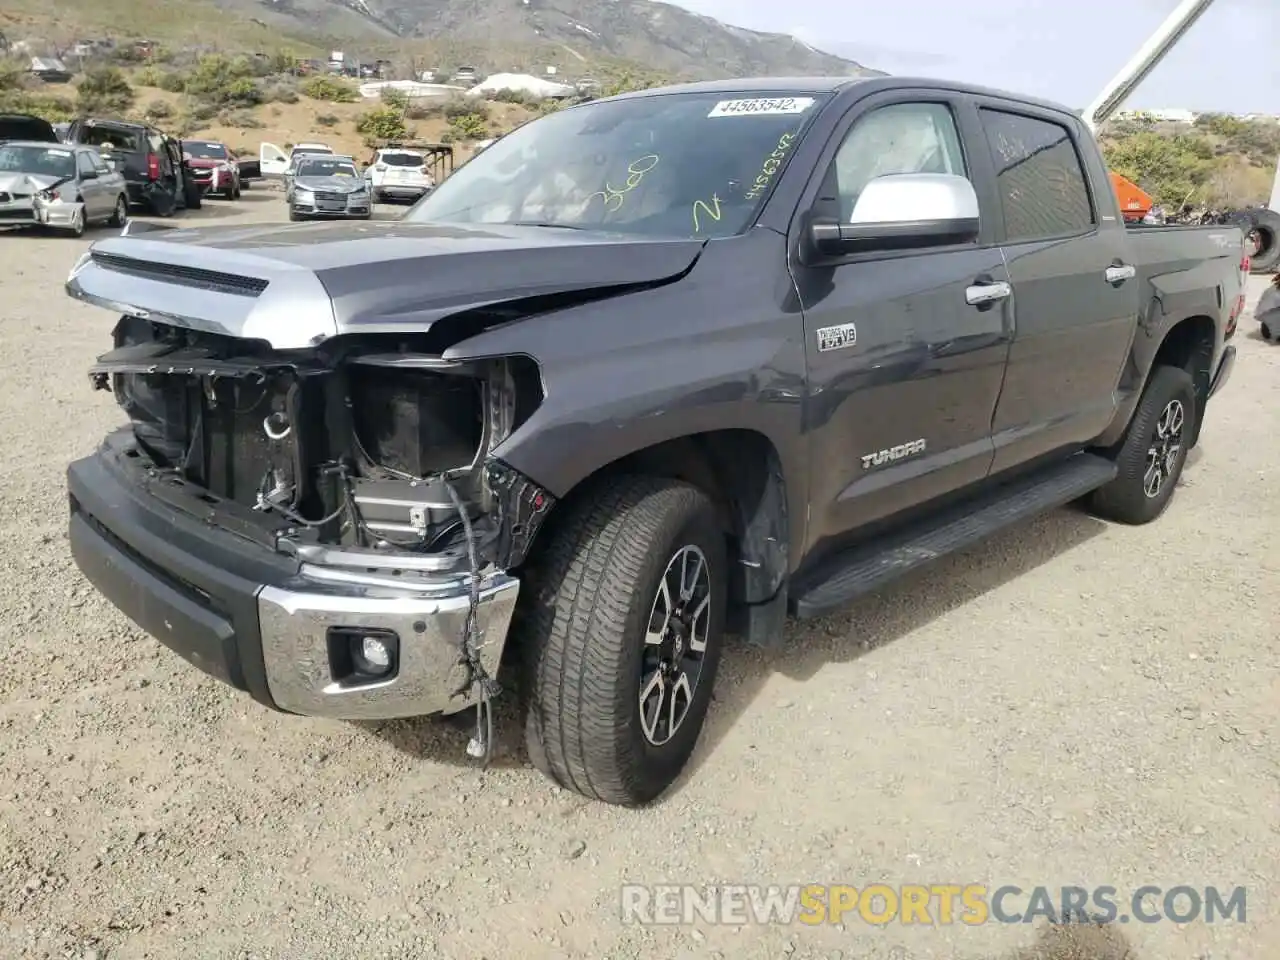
[519,475,727,806]
[1246,208,1280,274]
[1087,365,1197,525]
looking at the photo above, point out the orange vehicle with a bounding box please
[1109,170,1154,222]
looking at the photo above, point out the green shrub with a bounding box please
[447,112,488,141]
[355,106,410,145]
[157,70,186,93]
[144,98,172,119]
[134,65,164,87]
[380,87,409,110]
[491,87,538,107]
[301,74,358,103]
[222,77,262,107]
[76,67,136,116]
[442,94,487,120]
[260,78,300,104]
[315,113,340,127]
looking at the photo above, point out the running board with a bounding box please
[791,453,1117,619]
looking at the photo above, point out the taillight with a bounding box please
[420,165,430,174]
[146,153,160,180]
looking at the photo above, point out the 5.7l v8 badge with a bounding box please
[816,322,857,352]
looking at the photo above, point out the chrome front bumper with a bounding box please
[68,436,519,723]
[258,571,519,720]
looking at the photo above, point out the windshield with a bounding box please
[0,144,76,178]
[297,158,358,178]
[403,91,827,238]
[380,151,424,167]
[184,141,227,160]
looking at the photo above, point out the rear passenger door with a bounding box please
[977,102,1141,474]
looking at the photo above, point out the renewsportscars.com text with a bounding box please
[620,883,1247,926]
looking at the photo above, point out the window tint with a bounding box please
[828,102,966,221]
[979,109,1093,240]
[77,151,96,175]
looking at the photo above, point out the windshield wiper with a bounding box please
[510,220,587,230]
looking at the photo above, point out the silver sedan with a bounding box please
[287,155,372,221]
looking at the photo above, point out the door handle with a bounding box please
[964,281,1012,306]
[1105,263,1136,284]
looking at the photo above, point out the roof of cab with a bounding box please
[600,74,1081,122]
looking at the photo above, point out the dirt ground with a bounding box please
[0,192,1276,960]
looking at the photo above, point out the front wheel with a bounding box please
[520,476,727,806]
[1087,365,1197,525]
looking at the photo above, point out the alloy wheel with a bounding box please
[639,544,713,746]
[1144,399,1185,499]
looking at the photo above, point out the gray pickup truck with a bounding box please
[64,76,1246,807]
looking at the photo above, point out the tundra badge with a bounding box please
[816,322,857,352]
[861,439,927,470]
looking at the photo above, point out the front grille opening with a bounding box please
[90,251,268,297]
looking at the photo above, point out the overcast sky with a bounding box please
[675,0,1279,115]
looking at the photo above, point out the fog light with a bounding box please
[328,626,399,683]
[360,636,391,670]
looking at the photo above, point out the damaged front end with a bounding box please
[81,314,557,724]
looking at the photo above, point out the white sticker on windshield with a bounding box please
[46,149,72,156]
[708,97,815,118]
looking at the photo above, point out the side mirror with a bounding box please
[808,173,980,257]
[80,168,98,180]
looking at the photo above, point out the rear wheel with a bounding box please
[1087,365,1197,525]
[519,476,727,806]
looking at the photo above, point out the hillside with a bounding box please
[0,0,880,81]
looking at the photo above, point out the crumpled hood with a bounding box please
[65,220,706,350]
[0,171,63,194]
[294,175,365,193]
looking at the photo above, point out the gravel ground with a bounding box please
[0,192,1276,960]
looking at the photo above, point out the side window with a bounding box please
[92,150,111,175]
[979,109,1094,241]
[77,151,96,176]
[827,102,967,221]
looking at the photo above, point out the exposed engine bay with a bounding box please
[90,315,554,575]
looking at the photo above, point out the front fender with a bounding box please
[442,230,811,569]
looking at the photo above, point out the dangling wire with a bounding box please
[444,477,498,767]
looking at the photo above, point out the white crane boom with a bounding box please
[1082,0,1218,133]
[1082,0,1278,213]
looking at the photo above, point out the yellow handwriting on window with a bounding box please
[692,193,723,233]
[588,154,660,212]
[744,131,796,201]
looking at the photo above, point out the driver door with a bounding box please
[791,94,1012,549]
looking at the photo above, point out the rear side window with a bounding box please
[979,109,1094,241]
[77,126,142,152]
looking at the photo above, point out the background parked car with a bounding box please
[181,139,241,199]
[363,144,435,203]
[0,113,59,145]
[64,118,201,217]
[287,154,370,220]
[0,141,128,236]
